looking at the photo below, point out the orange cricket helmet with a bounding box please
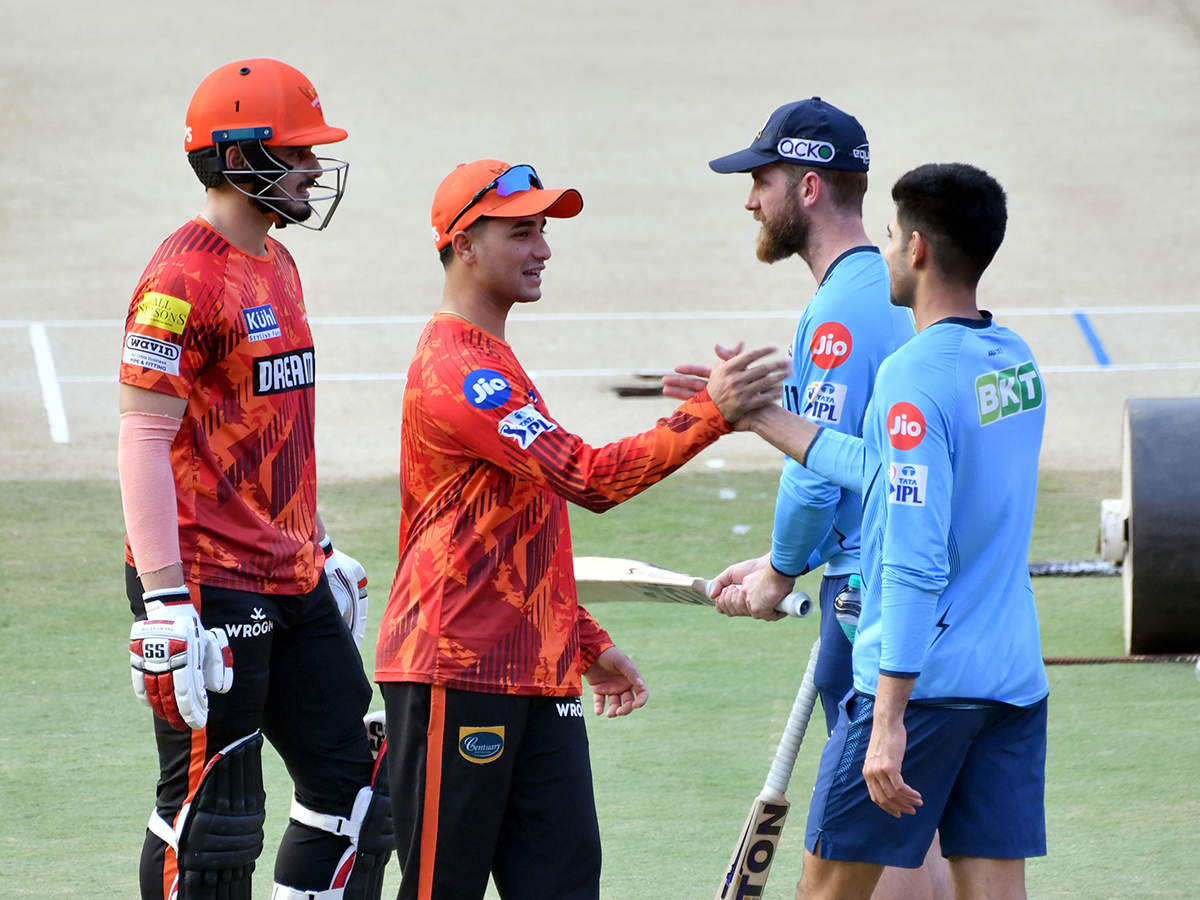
[184,59,349,231]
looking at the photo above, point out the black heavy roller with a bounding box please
[1121,398,1200,654]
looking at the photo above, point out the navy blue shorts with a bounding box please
[805,692,1048,868]
[814,573,855,735]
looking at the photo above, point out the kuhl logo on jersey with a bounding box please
[242,304,281,341]
[254,348,316,395]
[976,361,1043,426]
[803,381,848,424]
[459,727,505,764]
[465,369,512,409]
[123,334,181,376]
[809,322,852,369]
[887,402,925,450]
[498,404,557,449]
[888,462,928,507]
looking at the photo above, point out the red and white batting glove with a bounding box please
[129,587,234,731]
[322,538,369,648]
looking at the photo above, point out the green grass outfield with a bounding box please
[2,471,1198,898]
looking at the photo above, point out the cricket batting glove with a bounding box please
[323,538,369,648]
[129,587,234,731]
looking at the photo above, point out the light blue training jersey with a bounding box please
[772,247,915,577]
[806,314,1049,706]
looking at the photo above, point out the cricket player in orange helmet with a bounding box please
[119,59,390,900]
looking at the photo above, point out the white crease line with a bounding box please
[6,304,1200,330]
[29,323,70,443]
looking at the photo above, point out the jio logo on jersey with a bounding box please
[803,381,847,424]
[887,402,926,450]
[464,369,512,409]
[888,463,928,507]
[809,322,852,369]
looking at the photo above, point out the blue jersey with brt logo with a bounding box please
[805,314,1049,706]
[772,247,915,578]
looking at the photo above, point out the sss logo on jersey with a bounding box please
[888,463,928,507]
[498,404,557,449]
[465,369,512,409]
[887,402,926,450]
[809,322,852,369]
[242,304,281,342]
[459,727,505,765]
[803,381,847,424]
[976,361,1043,426]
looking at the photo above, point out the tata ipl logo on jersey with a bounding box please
[459,727,505,764]
[887,402,926,450]
[464,369,512,409]
[803,381,848,424]
[135,292,192,335]
[778,137,835,164]
[888,462,928,507]
[242,304,282,341]
[976,361,1043,426]
[498,404,557,449]
[809,322,852,369]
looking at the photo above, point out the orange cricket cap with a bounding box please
[431,160,583,251]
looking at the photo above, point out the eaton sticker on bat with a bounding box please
[803,381,847,424]
[888,462,928,507]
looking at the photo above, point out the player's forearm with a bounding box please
[872,673,916,728]
[746,404,821,463]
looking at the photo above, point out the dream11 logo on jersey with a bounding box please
[809,322,852,370]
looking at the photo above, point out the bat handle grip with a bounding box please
[764,638,821,796]
[775,591,813,618]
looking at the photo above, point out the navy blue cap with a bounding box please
[710,97,870,174]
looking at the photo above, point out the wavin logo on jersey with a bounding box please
[778,137,835,164]
[888,463,928,507]
[809,322,852,369]
[498,404,557,449]
[887,402,926,450]
[459,727,505,764]
[123,334,181,375]
[464,369,512,409]
[803,381,848,424]
[242,304,281,342]
[976,361,1043,426]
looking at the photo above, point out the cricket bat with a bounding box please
[717,638,822,899]
[572,556,812,617]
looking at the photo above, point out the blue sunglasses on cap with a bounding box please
[445,165,542,234]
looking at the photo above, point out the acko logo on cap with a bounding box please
[465,369,512,409]
[887,401,926,450]
[809,322,852,369]
[778,138,835,164]
[459,727,505,764]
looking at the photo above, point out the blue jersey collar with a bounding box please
[930,310,993,329]
[818,245,881,288]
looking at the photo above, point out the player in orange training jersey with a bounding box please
[375,159,791,900]
[119,60,390,900]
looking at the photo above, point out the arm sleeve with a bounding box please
[876,379,954,679]
[804,428,866,490]
[427,353,732,513]
[118,411,183,576]
[770,459,838,576]
[577,607,615,669]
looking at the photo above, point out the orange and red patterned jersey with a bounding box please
[119,218,323,594]
[375,313,733,696]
